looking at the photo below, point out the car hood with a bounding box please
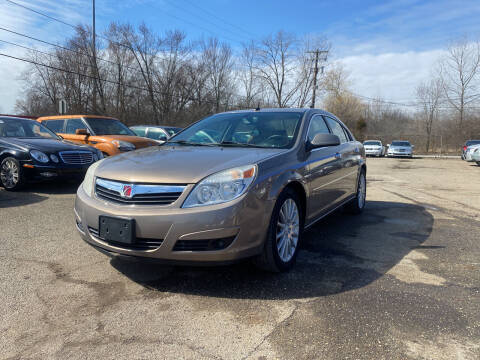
[5,137,94,153]
[95,145,286,184]
[92,135,157,148]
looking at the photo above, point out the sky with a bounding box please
[1,0,480,113]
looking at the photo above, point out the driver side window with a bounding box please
[307,115,330,142]
[65,118,86,134]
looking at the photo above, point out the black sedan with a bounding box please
[0,116,102,190]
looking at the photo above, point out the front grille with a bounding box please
[88,227,163,251]
[59,151,94,165]
[95,178,185,206]
[173,237,236,252]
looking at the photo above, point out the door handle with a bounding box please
[335,152,342,159]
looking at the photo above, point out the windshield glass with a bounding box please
[84,118,135,136]
[164,127,182,136]
[0,118,60,139]
[169,112,303,149]
[364,141,381,145]
[391,141,411,147]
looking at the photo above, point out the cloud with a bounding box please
[336,47,446,105]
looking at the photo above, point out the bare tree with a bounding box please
[440,39,480,132]
[416,77,443,152]
[253,31,302,107]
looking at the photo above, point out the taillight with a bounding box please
[463,146,467,151]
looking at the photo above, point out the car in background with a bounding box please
[387,140,413,158]
[470,147,480,166]
[130,125,183,142]
[37,115,158,157]
[75,108,366,272]
[363,140,385,157]
[0,116,102,190]
[464,144,480,162]
[462,140,480,160]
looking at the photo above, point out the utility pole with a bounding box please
[92,0,97,113]
[307,49,328,108]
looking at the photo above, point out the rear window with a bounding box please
[466,140,480,146]
[391,141,411,146]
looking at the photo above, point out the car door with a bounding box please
[64,118,90,145]
[304,114,344,221]
[323,116,359,201]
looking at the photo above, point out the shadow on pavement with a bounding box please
[0,180,80,208]
[110,200,434,300]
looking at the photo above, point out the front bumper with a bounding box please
[74,184,275,263]
[387,152,412,157]
[365,149,383,156]
[22,162,90,180]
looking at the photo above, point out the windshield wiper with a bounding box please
[218,141,266,148]
[166,140,217,146]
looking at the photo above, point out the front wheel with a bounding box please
[346,169,366,214]
[254,188,304,272]
[0,157,25,191]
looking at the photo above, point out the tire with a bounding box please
[254,188,304,272]
[0,157,25,191]
[346,169,366,214]
[476,161,480,166]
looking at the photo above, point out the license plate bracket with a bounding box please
[99,216,135,244]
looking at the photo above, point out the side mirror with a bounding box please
[306,133,340,151]
[76,128,89,136]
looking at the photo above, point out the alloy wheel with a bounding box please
[0,159,19,189]
[276,198,300,262]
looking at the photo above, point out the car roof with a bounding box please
[37,115,118,120]
[0,116,36,121]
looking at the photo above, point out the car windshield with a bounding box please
[169,112,303,149]
[164,127,182,136]
[0,118,60,139]
[84,118,135,136]
[391,141,411,146]
[364,141,381,145]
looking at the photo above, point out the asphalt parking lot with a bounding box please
[1,157,479,360]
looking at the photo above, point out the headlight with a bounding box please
[30,150,49,163]
[81,159,105,197]
[50,154,59,163]
[111,140,135,151]
[182,165,257,208]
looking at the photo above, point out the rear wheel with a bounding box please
[346,169,366,214]
[254,188,304,272]
[0,157,25,191]
[476,161,480,166]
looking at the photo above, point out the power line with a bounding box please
[0,52,249,108]
[4,0,77,29]
[163,0,252,42]
[182,0,257,39]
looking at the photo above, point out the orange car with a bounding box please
[37,115,159,156]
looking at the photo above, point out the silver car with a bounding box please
[464,144,480,162]
[75,109,367,272]
[471,147,480,165]
[363,140,385,157]
[387,141,413,158]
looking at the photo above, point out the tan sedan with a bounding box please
[75,109,366,272]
